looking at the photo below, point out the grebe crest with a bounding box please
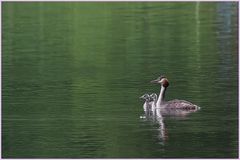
[151,75,169,88]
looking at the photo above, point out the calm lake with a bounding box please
[2,2,238,158]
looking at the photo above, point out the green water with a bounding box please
[2,2,238,158]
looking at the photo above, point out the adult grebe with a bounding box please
[151,75,199,110]
[139,94,151,112]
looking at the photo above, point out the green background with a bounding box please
[2,2,238,158]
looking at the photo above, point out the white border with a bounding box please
[0,0,239,2]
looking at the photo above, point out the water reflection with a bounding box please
[141,105,200,144]
[141,108,167,143]
[155,109,167,143]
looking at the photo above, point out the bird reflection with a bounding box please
[142,107,168,143]
[140,92,200,144]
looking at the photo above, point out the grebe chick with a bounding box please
[139,94,151,111]
[149,93,157,111]
[151,75,199,110]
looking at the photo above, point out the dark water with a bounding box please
[2,2,238,158]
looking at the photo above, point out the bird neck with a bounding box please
[157,85,166,106]
[143,101,148,111]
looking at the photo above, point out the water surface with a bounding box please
[2,2,238,158]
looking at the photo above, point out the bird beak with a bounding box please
[150,79,159,84]
[139,96,144,99]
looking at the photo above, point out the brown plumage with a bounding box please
[151,75,200,111]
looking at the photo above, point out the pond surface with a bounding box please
[2,2,238,158]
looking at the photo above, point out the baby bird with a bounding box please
[149,93,158,112]
[139,94,151,112]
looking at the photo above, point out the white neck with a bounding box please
[143,101,148,111]
[157,85,166,107]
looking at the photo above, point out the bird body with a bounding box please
[160,99,198,110]
[151,75,199,111]
[139,94,151,112]
[149,93,157,112]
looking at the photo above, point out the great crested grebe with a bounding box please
[139,94,151,111]
[149,93,157,111]
[151,75,199,110]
